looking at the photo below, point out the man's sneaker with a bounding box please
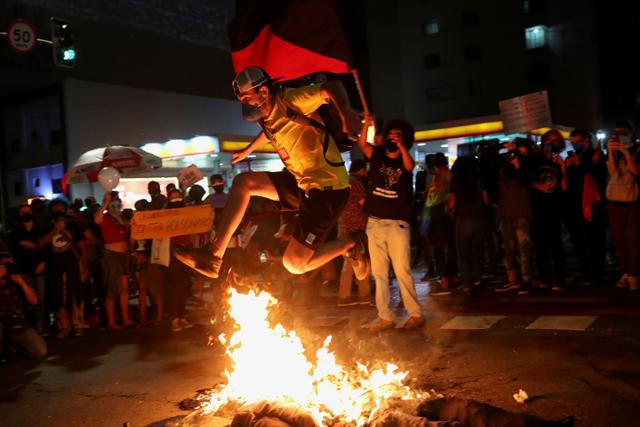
[420,270,437,282]
[337,296,359,307]
[358,295,373,305]
[551,285,564,292]
[616,274,629,288]
[629,276,639,291]
[370,318,395,332]
[495,282,520,293]
[430,290,452,296]
[349,230,371,281]
[402,316,424,330]
[180,318,194,329]
[171,318,182,332]
[173,245,223,279]
[537,282,549,290]
[518,281,532,295]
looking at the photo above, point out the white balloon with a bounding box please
[98,167,121,192]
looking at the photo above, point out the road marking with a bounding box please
[440,316,506,330]
[525,316,597,331]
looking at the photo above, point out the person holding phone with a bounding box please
[606,121,640,290]
[529,130,568,292]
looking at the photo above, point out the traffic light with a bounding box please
[51,17,76,68]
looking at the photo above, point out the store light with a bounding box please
[166,139,187,155]
[141,143,163,156]
[415,121,503,142]
[596,131,606,141]
[222,140,276,153]
[191,136,216,153]
[440,144,448,148]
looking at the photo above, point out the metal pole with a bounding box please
[350,69,370,116]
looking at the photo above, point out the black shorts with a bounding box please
[267,171,349,249]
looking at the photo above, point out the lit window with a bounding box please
[423,19,439,35]
[525,26,548,49]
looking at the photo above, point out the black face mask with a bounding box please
[0,261,14,279]
[573,144,586,155]
[19,214,34,223]
[241,103,263,122]
[212,184,224,193]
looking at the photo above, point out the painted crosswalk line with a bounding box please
[525,316,597,331]
[440,316,506,330]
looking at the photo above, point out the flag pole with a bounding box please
[351,68,370,116]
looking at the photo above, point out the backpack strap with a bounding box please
[273,91,345,168]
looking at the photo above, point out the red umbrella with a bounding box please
[66,145,162,184]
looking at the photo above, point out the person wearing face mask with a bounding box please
[567,129,608,284]
[175,67,369,285]
[148,181,167,210]
[0,251,47,361]
[606,122,640,290]
[206,174,229,230]
[495,138,534,294]
[41,213,86,338]
[358,118,424,331]
[95,192,134,330]
[165,189,195,332]
[529,130,568,292]
[8,204,47,332]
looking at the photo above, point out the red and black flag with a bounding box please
[228,0,353,80]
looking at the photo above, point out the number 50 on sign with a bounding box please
[6,19,37,54]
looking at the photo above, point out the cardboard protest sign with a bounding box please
[177,164,204,189]
[131,205,214,240]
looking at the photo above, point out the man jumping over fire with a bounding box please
[175,67,370,282]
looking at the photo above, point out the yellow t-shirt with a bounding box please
[262,84,349,192]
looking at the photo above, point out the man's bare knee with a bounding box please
[231,172,263,194]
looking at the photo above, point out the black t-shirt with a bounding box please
[365,147,413,222]
[8,224,45,275]
[529,154,564,218]
[452,181,486,220]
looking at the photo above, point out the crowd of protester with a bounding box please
[1,120,639,360]
[413,121,639,296]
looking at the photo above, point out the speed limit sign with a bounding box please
[7,19,37,54]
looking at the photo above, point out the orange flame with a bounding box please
[203,289,421,426]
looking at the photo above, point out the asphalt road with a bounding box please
[2,275,640,427]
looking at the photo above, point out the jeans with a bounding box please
[455,218,485,286]
[168,255,192,318]
[0,323,47,358]
[338,257,370,299]
[367,217,422,321]
[501,217,532,278]
[531,216,565,285]
[428,204,457,278]
[607,202,639,276]
[24,274,47,329]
